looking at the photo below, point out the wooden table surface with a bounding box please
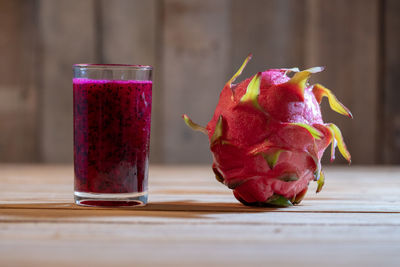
[1,165,400,266]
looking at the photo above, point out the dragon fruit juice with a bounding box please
[73,78,152,199]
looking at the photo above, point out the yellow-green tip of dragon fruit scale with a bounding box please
[240,72,263,111]
[312,84,353,118]
[327,123,351,163]
[210,115,224,144]
[287,67,324,94]
[227,53,252,88]
[182,114,208,135]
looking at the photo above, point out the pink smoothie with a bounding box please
[73,78,152,194]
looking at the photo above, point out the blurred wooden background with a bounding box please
[0,0,399,164]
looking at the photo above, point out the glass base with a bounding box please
[74,191,148,207]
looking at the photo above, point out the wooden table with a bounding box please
[1,165,399,266]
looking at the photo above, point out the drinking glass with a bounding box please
[73,64,152,206]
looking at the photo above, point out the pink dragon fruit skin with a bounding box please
[184,54,352,206]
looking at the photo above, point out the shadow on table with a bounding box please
[0,201,282,220]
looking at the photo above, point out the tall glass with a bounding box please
[73,64,152,207]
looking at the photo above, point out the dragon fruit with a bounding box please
[183,54,352,207]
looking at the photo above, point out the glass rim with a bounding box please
[73,64,153,71]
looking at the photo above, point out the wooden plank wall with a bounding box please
[0,0,398,165]
[0,0,39,162]
[305,0,379,164]
[161,0,230,164]
[38,0,97,162]
[382,0,400,164]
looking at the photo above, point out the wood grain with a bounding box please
[161,0,231,163]
[0,165,399,266]
[0,0,38,162]
[305,0,379,164]
[38,0,97,162]
[231,0,307,77]
[100,0,156,65]
[382,0,400,163]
